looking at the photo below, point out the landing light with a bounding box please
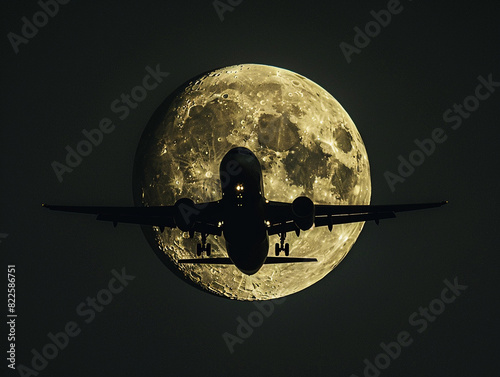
[235,183,244,191]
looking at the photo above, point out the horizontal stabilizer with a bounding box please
[178,258,233,264]
[178,257,318,265]
[264,257,317,264]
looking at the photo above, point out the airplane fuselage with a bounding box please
[219,147,269,275]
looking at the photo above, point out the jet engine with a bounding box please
[174,198,197,232]
[292,196,315,230]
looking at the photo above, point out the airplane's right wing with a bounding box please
[43,204,177,227]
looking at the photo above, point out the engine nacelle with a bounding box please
[174,198,197,232]
[292,196,315,231]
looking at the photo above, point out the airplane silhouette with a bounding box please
[43,147,447,275]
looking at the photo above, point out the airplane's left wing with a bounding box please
[42,200,223,236]
[265,199,448,235]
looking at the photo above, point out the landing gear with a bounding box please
[197,233,211,256]
[196,243,202,256]
[275,232,290,256]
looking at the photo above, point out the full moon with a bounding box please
[133,64,371,300]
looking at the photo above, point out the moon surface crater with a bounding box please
[133,64,371,300]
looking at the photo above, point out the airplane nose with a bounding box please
[220,147,260,186]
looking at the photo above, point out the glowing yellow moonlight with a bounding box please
[133,64,371,300]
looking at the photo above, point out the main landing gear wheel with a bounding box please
[275,232,290,256]
[197,233,211,256]
[196,243,202,256]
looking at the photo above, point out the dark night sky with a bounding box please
[2,1,500,376]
